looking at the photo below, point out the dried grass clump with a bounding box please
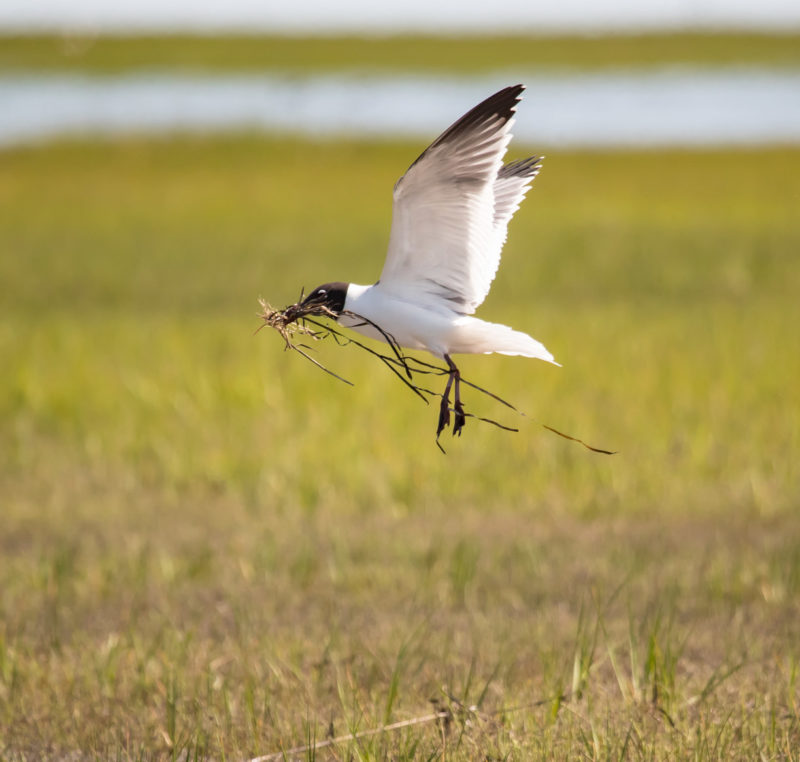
[257,296,336,346]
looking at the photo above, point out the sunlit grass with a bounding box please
[2,32,800,74]
[1,136,799,758]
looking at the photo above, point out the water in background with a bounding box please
[3,69,800,149]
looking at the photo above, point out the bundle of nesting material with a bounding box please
[257,296,337,348]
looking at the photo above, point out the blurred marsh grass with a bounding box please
[1,135,799,757]
[2,32,800,74]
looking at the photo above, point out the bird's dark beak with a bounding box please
[300,294,328,314]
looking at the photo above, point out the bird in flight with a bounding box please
[301,84,559,438]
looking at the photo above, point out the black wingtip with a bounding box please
[436,84,525,145]
[407,84,525,172]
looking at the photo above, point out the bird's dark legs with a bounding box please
[437,354,466,438]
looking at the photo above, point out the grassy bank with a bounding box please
[1,136,799,758]
[2,32,800,74]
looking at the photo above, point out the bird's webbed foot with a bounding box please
[437,395,451,437]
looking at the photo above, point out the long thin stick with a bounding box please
[542,424,617,454]
[247,711,450,762]
[286,342,355,386]
[304,317,430,402]
[247,691,572,762]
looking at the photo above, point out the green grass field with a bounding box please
[3,32,800,73]
[2,34,800,761]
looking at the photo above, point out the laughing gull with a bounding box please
[302,84,558,437]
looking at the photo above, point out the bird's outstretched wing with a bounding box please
[378,84,541,315]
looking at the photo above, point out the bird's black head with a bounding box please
[302,281,349,315]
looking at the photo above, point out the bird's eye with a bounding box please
[318,289,327,295]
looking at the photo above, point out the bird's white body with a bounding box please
[341,282,555,362]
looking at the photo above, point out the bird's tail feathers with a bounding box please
[463,319,560,366]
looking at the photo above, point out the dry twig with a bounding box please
[246,710,451,762]
[246,690,571,761]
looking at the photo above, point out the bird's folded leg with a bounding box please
[445,354,467,437]
[437,365,455,437]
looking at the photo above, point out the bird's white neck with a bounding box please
[343,282,373,312]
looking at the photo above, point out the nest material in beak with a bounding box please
[257,297,337,348]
